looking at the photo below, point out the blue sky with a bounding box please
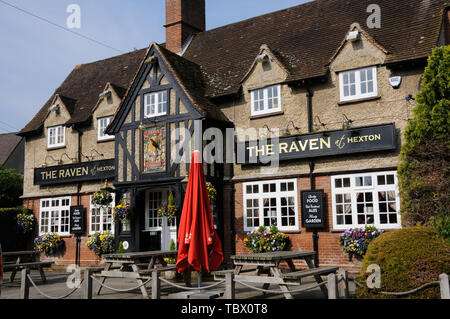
[0,0,309,133]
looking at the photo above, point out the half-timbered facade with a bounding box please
[106,43,232,253]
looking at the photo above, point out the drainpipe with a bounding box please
[306,88,319,267]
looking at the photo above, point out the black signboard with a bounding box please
[238,123,396,164]
[301,190,325,229]
[70,206,86,235]
[34,159,115,186]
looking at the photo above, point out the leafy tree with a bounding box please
[398,45,450,227]
[0,164,23,208]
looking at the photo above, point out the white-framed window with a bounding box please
[250,85,281,116]
[331,171,401,230]
[243,179,298,231]
[339,66,378,102]
[144,190,176,231]
[47,125,65,148]
[144,91,168,118]
[89,194,115,234]
[97,116,114,141]
[39,197,71,235]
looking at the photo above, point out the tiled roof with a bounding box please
[0,133,22,164]
[20,0,448,135]
[183,0,448,97]
[19,48,147,135]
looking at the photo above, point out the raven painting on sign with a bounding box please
[142,125,167,173]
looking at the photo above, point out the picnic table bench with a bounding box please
[225,251,338,299]
[94,250,179,299]
[2,251,54,283]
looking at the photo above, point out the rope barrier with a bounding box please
[158,277,225,291]
[348,276,441,295]
[233,279,328,295]
[27,274,83,300]
[91,275,151,293]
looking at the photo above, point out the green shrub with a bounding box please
[356,226,450,299]
[430,214,450,241]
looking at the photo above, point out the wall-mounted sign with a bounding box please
[142,124,167,173]
[34,159,115,186]
[301,190,325,229]
[239,123,396,164]
[70,206,86,235]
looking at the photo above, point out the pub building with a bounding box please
[18,0,449,271]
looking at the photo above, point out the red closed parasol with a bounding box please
[176,150,223,274]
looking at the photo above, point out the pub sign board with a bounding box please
[301,190,325,229]
[34,159,115,186]
[70,206,86,235]
[238,123,396,164]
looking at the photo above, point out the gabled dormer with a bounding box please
[44,94,76,149]
[328,23,388,105]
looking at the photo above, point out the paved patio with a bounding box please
[0,268,356,300]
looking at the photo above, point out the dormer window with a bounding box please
[144,91,168,118]
[48,125,65,148]
[98,116,114,141]
[339,66,378,102]
[250,85,281,116]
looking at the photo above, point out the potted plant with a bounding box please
[164,239,177,280]
[206,182,217,203]
[158,192,178,223]
[339,225,383,259]
[113,198,132,223]
[244,226,289,253]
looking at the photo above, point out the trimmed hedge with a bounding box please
[356,226,450,299]
[0,207,33,252]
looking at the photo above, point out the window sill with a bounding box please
[250,111,284,120]
[47,145,66,151]
[97,137,115,143]
[338,95,381,106]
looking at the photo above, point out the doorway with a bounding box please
[142,189,177,251]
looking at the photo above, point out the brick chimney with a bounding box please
[165,0,205,53]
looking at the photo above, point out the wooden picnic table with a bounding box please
[2,250,54,283]
[96,250,178,299]
[226,251,338,299]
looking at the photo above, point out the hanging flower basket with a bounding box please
[158,192,178,223]
[86,232,115,256]
[113,199,132,223]
[17,210,35,234]
[92,190,113,207]
[206,182,217,203]
[34,233,65,256]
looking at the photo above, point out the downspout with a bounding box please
[306,88,319,266]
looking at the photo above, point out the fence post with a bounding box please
[439,273,449,299]
[152,270,161,299]
[224,272,235,299]
[20,269,30,299]
[83,269,93,299]
[327,273,338,299]
[337,269,349,299]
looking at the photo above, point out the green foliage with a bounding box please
[0,165,23,208]
[169,239,176,251]
[429,214,450,241]
[398,45,450,226]
[356,226,450,299]
[116,241,125,254]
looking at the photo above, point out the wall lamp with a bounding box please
[312,116,326,132]
[41,155,60,168]
[282,121,301,137]
[260,124,272,139]
[60,153,78,165]
[342,114,354,131]
[138,121,146,131]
